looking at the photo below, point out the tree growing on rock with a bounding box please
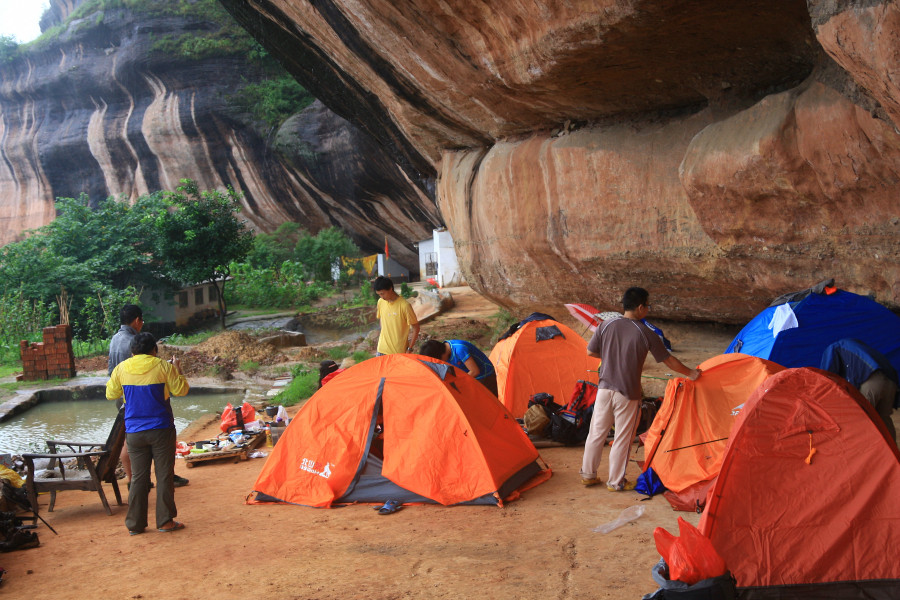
[152,179,254,329]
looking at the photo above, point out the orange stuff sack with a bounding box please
[220,402,256,432]
[654,517,727,585]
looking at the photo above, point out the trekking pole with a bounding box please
[664,437,728,452]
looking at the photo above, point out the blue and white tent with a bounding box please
[725,289,900,372]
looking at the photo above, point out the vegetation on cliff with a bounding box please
[3,0,315,130]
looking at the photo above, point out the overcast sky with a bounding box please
[0,1,49,43]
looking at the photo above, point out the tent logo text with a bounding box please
[300,457,333,479]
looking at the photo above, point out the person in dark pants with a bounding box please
[108,305,188,488]
[821,338,900,444]
[106,333,190,535]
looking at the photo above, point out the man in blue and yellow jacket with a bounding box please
[106,332,189,535]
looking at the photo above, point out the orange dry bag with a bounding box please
[653,517,727,585]
[220,402,256,432]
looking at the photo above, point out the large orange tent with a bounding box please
[641,353,783,510]
[250,354,550,508]
[489,318,600,418]
[699,368,900,595]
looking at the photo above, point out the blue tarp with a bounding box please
[725,290,900,373]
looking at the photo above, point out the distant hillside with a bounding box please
[0,0,439,268]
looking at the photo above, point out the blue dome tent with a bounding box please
[725,288,900,373]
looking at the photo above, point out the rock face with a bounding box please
[220,0,900,321]
[0,0,439,266]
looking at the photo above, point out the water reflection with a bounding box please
[0,393,244,454]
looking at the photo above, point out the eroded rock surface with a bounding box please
[220,0,900,320]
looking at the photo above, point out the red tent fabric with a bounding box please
[641,353,784,510]
[699,368,900,596]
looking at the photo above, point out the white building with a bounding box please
[417,227,465,287]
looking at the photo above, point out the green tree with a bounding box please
[152,179,254,329]
[247,221,302,270]
[294,227,359,282]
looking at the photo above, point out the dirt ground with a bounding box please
[5,287,741,600]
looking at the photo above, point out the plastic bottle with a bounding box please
[593,505,645,534]
[265,424,273,447]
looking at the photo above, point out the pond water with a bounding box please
[0,392,244,454]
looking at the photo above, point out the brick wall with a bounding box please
[19,325,76,381]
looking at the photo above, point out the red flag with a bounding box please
[384,236,389,260]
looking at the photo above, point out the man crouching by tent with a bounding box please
[106,332,190,535]
[581,287,700,491]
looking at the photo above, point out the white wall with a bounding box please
[434,228,465,287]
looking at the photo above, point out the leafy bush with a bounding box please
[400,282,415,298]
[490,309,518,345]
[229,77,315,128]
[239,360,259,373]
[326,345,350,361]
[271,369,318,406]
[351,350,372,362]
[0,290,55,363]
[72,338,110,358]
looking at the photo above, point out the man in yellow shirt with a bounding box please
[374,276,419,355]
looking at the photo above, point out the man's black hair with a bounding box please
[120,304,143,326]
[373,276,394,292]
[419,340,446,359]
[130,332,157,355]
[622,287,650,311]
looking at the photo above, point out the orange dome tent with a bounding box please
[489,318,600,418]
[641,353,784,510]
[699,368,900,595]
[250,354,550,508]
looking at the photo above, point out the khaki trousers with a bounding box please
[860,370,898,443]
[580,388,641,487]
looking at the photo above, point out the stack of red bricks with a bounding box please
[19,325,76,381]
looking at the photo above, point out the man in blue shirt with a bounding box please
[419,339,497,395]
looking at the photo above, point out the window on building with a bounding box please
[195,288,204,305]
[208,285,217,302]
[425,252,438,277]
[178,292,188,308]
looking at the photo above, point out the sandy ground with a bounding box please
[3,288,742,600]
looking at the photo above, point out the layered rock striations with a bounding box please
[0,0,439,266]
[221,0,900,321]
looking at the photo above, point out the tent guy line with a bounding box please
[664,438,729,453]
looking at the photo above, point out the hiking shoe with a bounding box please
[607,479,636,492]
[581,477,603,487]
[173,475,189,487]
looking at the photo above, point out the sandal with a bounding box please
[157,521,185,533]
[129,529,144,536]
[376,499,403,515]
